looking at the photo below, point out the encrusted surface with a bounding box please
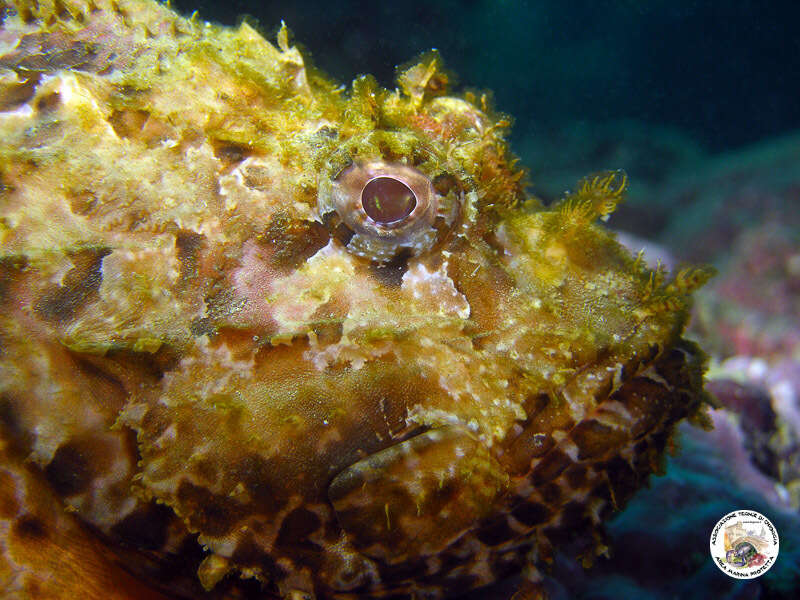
[0,1,713,598]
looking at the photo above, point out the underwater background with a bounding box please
[173,1,800,598]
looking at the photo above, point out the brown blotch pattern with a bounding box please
[34,247,111,322]
[232,453,291,514]
[12,513,48,541]
[570,419,630,461]
[510,500,550,528]
[275,507,323,550]
[368,249,411,288]
[110,502,174,550]
[260,211,330,271]
[231,532,288,583]
[108,108,150,138]
[0,255,29,306]
[0,73,39,111]
[210,139,252,167]
[530,448,573,485]
[44,434,120,497]
[68,189,99,216]
[35,90,61,112]
[0,469,21,518]
[0,394,31,449]
[475,515,517,547]
[174,230,205,285]
[3,34,98,72]
[176,481,247,538]
[44,438,99,497]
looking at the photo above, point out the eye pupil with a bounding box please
[361,177,417,224]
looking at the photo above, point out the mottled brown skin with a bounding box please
[0,1,714,599]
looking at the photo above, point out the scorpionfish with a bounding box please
[0,1,714,599]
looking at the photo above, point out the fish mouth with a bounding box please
[328,424,509,565]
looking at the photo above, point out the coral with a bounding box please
[707,357,800,509]
[691,221,800,360]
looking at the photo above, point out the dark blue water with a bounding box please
[174,0,800,155]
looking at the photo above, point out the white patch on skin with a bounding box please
[218,156,315,223]
[401,260,470,319]
[161,337,254,401]
[560,388,586,422]
[231,239,357,333]
[218,161,252,212]
[304,333,395,371]
[151,424,178,452]
[59,241,186,351]
[46,253,76,286]
[559,439,580,461]
[300,243,411,370]
[596,400,634,426]
[0,101,33,120]
[269,241,353,330]
[39,74,116,137]
[407,405,471,431]
[72,435,139,531]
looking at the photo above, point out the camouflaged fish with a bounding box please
[0,1,715,599]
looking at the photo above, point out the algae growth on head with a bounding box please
[0,1,715,599]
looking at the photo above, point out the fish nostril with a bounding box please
[361,176,417,225]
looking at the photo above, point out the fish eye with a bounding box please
[320,161,456,263]
[334,162,434,233]
[361,176,417,225]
